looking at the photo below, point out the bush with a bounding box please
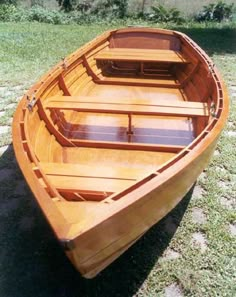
[195,1,235,22]
[0,0,17,4]
[0,5,70,24]
[27,6,67,24]
[88,0,128,19]
[0,4,126,25]
[56,0,128,18]
[146,3,184,24]
[0,4,17,21]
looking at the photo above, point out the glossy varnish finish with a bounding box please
[12,27,228,278]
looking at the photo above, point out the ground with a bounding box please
[0,22,235,297]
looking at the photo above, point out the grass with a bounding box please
[0,21,235,297]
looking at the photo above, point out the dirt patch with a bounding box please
[0,86,7,92]
[218,180,228,190]
[7,118,13,125]
[165,283,183,297]
[226,131,236,137]
[199,171,207,183]
[5,103,16,110]
[219,196,235,209]
[192,184,204,200]
[12,85,24,91]
[227,121,235,128]
[229,86,236,91]
[191,232,208,253]
[215,166,227,173]
[192,208,207,224]
[229,223,236,236]
[163,248,181,260]
[0,126,9,135]
[213,149,220,156]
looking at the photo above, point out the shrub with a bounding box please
[0,0,17,4]
[0,4,16,21]
[0,4,70,24]
[27,6,67,24]
[195,1,235,22]
[56,0,128,18]
[147,3,184,24]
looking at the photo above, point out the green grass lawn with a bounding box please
[0,22,235,297]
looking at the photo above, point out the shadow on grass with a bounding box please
[172,25,236,55]
[0,145,193,297]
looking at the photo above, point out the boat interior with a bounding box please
[23,29,218,209]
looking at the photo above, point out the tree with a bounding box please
[57,0,73,12]
[114,0,128,18]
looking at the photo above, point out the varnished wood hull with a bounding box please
[12,27,228,278]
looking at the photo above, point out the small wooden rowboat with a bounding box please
[13,27,228,278]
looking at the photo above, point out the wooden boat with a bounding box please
[12,27,228,278]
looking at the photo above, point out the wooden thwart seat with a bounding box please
[46,96,209,118]
[40,162,146,194]
[95,48,189,64]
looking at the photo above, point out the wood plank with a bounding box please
[96,76,180,88]
[40,162,146,180]
[95,48,189,63]
[46,100,209,117]
[46,175,135,193]
[71,139,185,153]
[48,95,205,109]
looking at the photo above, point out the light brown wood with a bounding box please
[70,139,185,152]
[41,162,146,180]
[95,48,189,63]
[12,27,229,279]
[46,97,209,117]
[96,76,181,88]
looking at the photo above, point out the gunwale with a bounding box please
[12,27,229,277]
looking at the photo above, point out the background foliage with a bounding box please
[0,0,235,24]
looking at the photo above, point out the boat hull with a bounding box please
[12,27,228,278]
[65,135,218,278]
